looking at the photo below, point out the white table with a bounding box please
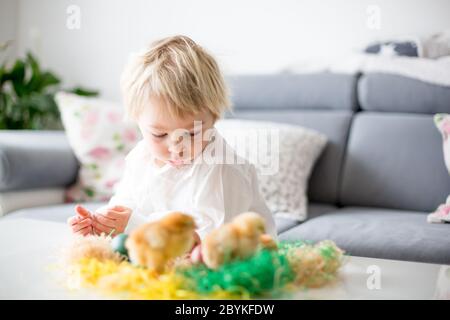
[0,217,449,299]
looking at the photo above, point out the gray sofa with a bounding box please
[1,72,450,265]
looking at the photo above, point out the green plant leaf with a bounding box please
[0,50,98,130]
[10,60,26,97]
[26,52,40,76]
[0,63,5,87]
[38,71,60,91]
[0,93,7,129]
[69,87,99,97]
[25,52,42,92]
[10,60,25,80]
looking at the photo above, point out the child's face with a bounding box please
[137,95,215,167]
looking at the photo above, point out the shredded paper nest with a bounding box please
[59,237,345,299]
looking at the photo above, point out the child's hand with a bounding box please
[92,205,132,237]
[67,205,94,236]
[193,231,201,249]
[190,232,202,263]
[190,244,203,264]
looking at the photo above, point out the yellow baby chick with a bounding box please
[201,212,276,269]
[125,212,197,273]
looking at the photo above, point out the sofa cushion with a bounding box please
[0,188,65,216]
[2,202,105,223]
[2,202,336,235]
[274,203,336,233]
[340,112,450,212]
[358,73,450,114]
[279,207,450,264]
[228,72,359,111]
[0,131,78,191]
[228,111,353,204]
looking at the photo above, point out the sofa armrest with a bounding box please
[0,130,79,192]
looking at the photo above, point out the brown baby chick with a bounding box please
[125,212,197,273]
[201,212,276,269]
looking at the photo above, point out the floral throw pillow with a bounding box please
[427,113,450,223]
[55,92,140,202]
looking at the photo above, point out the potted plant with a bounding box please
[0,45,98,130]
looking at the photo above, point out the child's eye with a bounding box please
[152,133,167,138]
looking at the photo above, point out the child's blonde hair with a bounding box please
[121,35,231,121]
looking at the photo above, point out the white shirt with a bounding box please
[103,129,277,240]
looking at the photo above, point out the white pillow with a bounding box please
[215,119,327,221]
[55,92,140,202]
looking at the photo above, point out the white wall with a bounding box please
[0,0,18,60]
[6,0,450,101]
